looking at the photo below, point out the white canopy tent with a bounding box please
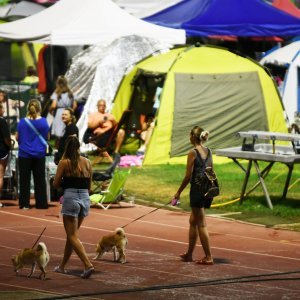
[0,0,185,45]
[260,41,300,124]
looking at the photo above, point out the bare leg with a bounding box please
[143,125,154,148]
[114,128,125,153]
[196,208,213,262]
[57,216,85,271]
[62,215,93,270]
[180,209,198,261]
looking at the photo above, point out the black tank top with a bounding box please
[62,159,90,189]
[191,148,212,184]
[62,177,90,189]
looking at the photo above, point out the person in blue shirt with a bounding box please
[16,99,50,209]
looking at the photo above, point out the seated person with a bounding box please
[114,113,155,155]
[83,99,116,147]
[289,123,300,148]
[289,123,300,134]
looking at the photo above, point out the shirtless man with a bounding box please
[84,99,116,147]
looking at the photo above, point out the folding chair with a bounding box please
[90,168,131,209]
[91,152,121,193]
[91,109,132,165]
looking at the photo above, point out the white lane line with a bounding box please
[1,209,300,248]
[1,225,300,263]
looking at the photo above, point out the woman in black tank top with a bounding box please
[53,136,94,278]
[174,126,214,265]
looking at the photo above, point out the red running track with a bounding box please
[0,199,300,299]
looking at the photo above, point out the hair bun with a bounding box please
[200,130,209,141]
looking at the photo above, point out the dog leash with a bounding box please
[31,226,47,249]
[121,201,173,229]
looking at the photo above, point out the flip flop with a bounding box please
[179,253,193,262]
[80,266,95,279]
[195,258,214,265]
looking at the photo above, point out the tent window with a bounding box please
[128,71,165,130]
[171,72,268,157]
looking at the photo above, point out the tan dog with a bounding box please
[11,242,50,279]
[94,227,128,263]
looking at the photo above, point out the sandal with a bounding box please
[179,253,193,262]
[195,257,214,265]
[53,266,68,274]
[80,266,95,279]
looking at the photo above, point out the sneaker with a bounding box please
[137,145,146,153]
[0,203,3,207]
[22,207,30,210]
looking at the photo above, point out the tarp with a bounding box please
[0,0,185,45]
[273,0,300,18]
[112,45,288,165]
[260,41,300,123]
[65,35,171,143]
[144,0,300,37]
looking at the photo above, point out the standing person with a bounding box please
[21,66,39,97]
[174,126,214,265]
[16,99,49,209]
[50,75,77,148]
[0,103,12,207]
[0,90,25,131]
[53,136,94,279]
[54,108,79,165]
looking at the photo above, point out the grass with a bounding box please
[119,160,300,230]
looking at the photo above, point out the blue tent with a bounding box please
[144,0,300,37]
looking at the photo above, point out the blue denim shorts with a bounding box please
[61,189,90,218]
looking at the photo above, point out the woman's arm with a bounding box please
[49,99,57,114]
[88,159,92,192]
[53,160,65,189]
[72,99,77,111]
[174,150,195,199]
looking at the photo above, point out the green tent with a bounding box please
[112,45,288,165]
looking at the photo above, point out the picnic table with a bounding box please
[216,131,300,209]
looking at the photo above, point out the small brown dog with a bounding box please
[11,242,50,279]
[94,227,128,263]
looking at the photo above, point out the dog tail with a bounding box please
[115,227,125,237]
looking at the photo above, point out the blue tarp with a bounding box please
[144,0,300,37]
